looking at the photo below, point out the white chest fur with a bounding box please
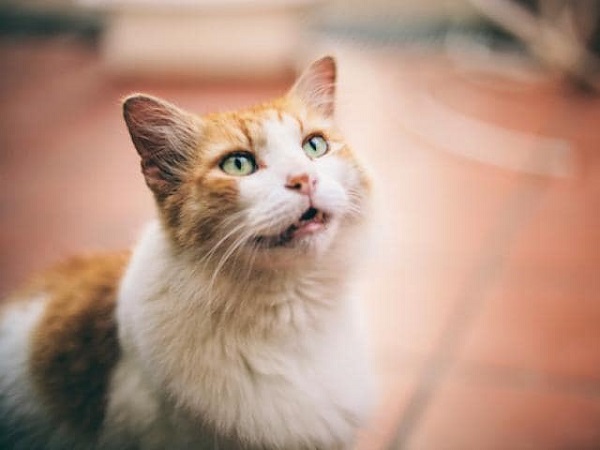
[113,222,373,449]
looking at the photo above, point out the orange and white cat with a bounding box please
[0,56,373,449]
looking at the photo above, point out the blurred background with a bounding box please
[1,0,599,448]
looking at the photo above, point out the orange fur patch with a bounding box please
[155,107,275,250]
[29,252,129,436]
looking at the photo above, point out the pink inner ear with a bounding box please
[122,94,199,198]
[291,56,337,117]
[140,160,172,196]
[123,95,178,160]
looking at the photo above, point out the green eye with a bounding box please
[220,152,257,176]
[302,134,329,158]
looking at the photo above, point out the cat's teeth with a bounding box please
[254,209,329,248]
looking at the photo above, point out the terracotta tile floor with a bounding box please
[1,38,599,449]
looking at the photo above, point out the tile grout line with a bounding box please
[388,175,548,449]
[454,361,600,399]
[386,92,582,448]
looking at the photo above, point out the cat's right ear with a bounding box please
[289,56,336,118]
[123,94,199,199]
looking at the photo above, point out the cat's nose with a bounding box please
[285,173,317,196]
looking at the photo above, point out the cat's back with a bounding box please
[0,252,129,449]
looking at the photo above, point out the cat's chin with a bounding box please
[248,219,340,268]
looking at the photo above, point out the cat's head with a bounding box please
[123,56,370,269]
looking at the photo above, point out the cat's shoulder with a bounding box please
[2,251,130,310]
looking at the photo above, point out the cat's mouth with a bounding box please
[254,207,329,248]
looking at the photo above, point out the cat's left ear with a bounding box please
[288,56,336,118]
[123,94,199,199]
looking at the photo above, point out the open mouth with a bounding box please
[254,207,329,248]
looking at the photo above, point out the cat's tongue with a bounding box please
[290,219,325,238]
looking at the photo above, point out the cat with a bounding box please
[0,56,374,450]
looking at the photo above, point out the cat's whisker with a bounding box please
[206,229,261,320]
[206,228,254,295]
[200,219,248,267]
[241,234,262,285]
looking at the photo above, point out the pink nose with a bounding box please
[285,173,316,196]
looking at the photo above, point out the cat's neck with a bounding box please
[119,220,356,340]
[115,220,370,449]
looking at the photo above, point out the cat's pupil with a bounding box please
[309,139,317,150]
[235,158,242,170]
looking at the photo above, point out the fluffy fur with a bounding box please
[0,56,374,449]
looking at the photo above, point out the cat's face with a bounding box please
[123,57,370,269]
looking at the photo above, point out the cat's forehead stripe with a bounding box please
[287,112,304,135]
[200,115,256,158]
[236,116,254,151]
